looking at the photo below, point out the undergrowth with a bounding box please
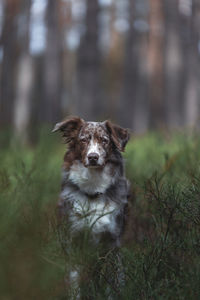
[1,130,200,299]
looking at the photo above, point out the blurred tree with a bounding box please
[148,0,165,128]
[183,0,200,127]
[14,0,34,143]
[121,0,149,132]
[105,2,124,121]
[43,0,63,124]
[120,0,137,129]
[76,0,102,121]
[163,0,184,128]
[0,0,20,127]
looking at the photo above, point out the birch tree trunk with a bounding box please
[14,0,34,143]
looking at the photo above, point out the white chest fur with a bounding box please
[68,161,115,195]
[68,193,119,237]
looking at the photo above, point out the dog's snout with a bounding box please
[88,153,99,163]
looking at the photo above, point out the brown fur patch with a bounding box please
[105,121,130,152]
[52,116,84,145]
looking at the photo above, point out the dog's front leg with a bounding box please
[67,268,81,300]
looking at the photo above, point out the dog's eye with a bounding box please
[102,137,108,144]
[80,137,87,143]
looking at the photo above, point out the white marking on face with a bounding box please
[86,137,106,167]
[88,121,98,126]
[87,138,100,156]
[79,121,109,167]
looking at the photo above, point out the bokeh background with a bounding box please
[0,0,200,144]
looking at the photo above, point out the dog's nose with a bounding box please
[88,153,99,163]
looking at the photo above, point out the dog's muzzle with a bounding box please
[87,152,99,166]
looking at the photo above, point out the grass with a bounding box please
[1,129,200,299]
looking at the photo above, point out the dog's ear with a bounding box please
[104,120,130,152]
[52,116,84,143]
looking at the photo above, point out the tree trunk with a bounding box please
[14,54,34,143]
[120,0,136,129]
[76,0,101,121]
[163,0,184,128]
[148,0,165,129]
[14,0,34,143]
[0,0,20,128]
[43,0,63,124]
[121,0,149,132]
[183,0,200,127]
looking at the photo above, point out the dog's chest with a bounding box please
[69,194,119,236]
[68,161,114,195]
[62,162,120,237]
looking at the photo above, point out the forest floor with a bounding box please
[1,129,200,299]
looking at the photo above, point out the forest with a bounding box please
[1,0,200,299]
[0,0,200,139]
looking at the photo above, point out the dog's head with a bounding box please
[53,116,130,168]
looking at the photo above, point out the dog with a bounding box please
[53,116,130,298]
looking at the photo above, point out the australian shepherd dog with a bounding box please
[53,116,130,298]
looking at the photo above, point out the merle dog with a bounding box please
[53,116,130,298]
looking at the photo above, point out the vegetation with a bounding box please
[1,130,200,299]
